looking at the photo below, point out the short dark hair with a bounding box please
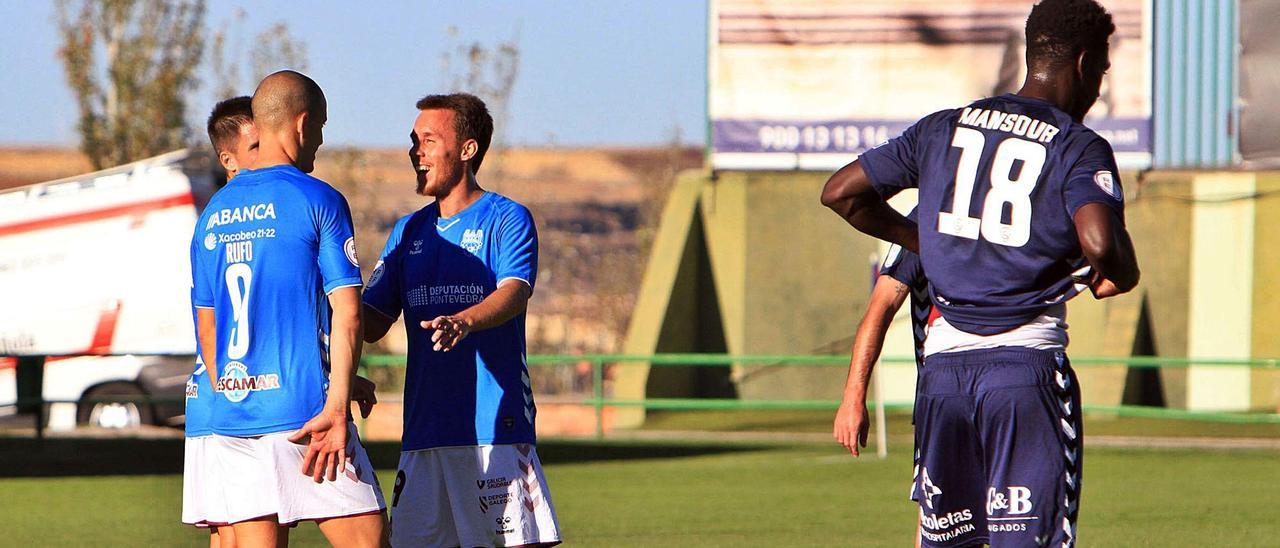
[206,96,253,154]
[415,93,494,174]
[1025,0,1115,67]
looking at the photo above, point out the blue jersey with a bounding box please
[861,94,1124,335]
[363,192,538,451]
[190,165,363,436]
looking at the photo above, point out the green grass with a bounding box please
[642,409,1280,437]
[1,438,1277,546]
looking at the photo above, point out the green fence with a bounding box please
[362,353,1280,439]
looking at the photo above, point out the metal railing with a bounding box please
[362,353,1280,440]
[11,354,1280,439]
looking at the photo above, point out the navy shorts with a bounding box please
[911,348,1082,547]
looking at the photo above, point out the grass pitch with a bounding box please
[1,425,1277,547]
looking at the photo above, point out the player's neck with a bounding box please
[252,136,300,171]
[1016,69,1082,122]
[436,173,485,218]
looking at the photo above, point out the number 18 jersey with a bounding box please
[860,94,1125,336]
[190,165,363,436]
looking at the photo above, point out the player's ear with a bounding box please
[459,138,479,163]
[295,111,309,140]
[1074,50,1088,82]
[218,150,238,172]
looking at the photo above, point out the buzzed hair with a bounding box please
[1025,0,1115,67]
[416,93,494,174]
[206,96,253,154]
[252,70,325,131]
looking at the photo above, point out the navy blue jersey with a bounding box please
[860,94,1124,335]
[879,245,930,369]
[190,165,363,436]
[364,192,539,450]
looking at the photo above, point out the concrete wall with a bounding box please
[619,169,1280,424]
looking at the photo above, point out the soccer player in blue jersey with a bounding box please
[183,95,257,546]
[821,1,1139,546]
[363,93,561,547]
[191,72,385,547]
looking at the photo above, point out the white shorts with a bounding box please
[390,444,561,548]
[182,435,226,526]
[196,422,386,526]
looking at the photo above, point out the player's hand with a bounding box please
[1089,275,1124,299]
[421,315,471,352]
[288,411,349,483]
[833,398,870,457]
[351,375,377,419]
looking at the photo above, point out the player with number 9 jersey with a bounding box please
[189,164,362,436]
[858,93,1123,336]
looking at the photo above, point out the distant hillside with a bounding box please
[0,144,704,392]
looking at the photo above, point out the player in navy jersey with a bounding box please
[821,1,1139,546]
[834,214,934,547]
[191,72,385,547]
[363,93,561,547]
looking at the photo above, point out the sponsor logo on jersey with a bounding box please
[216,361,281,403]
[205,202,276,229]
[920,507,977,543]
[369,260,385,287]
[493,515,514,534]
[203,232,217,251]
[185,378,199,400]
[1094,170,1120,199]
[461,228,484,254]
[344,237,359,266]
[957,107,1061,143]
[987,486,1034,516]
[477,476,513,490]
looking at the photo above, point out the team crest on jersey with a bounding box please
[369,260,385,287]
[344,237,359,266]
[1093,171,1120,200]
[461,229,484,254]
[216,361,280,403]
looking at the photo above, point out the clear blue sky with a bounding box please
[0,1,708,148]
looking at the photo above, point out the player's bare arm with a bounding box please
[820,160,920,253]
[422,279,532,352]
[290,285,362,483]
[195,307,218,392]
[834,275,910,457]
[1073,202,1139,298]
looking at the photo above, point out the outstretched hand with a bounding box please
[352,375,377,419]
[833,399,870,457]
[288,411,349,483]
[421,315,471,352]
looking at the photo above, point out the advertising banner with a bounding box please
[710,0,1152,170]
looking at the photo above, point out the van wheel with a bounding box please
[77,382,154,428]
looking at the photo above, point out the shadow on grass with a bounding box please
[0,437,772,478]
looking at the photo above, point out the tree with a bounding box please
[56,0,206,170]
[210,13,309,100]
[439,26,520,187]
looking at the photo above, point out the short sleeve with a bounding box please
[190,221,215,308]
[314,190,364,294]
[858,114,935,198]
[1063,137,1124,219]
[362,215,411,319]
[494,205,538,291]
[879,245,924,288]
